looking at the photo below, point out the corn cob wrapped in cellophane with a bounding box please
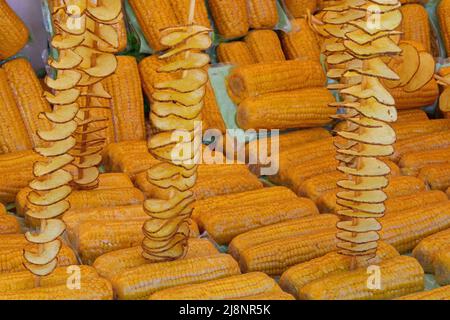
[0,0,29,60]
[112,254,241,300]
[247,0,279,29]
[399,147,450,176]
[228,214,339,260]
[279,242,399,299]
[298,256,424,300]
[169,0,211,27]
[227,60,326,103]
[399,4,431,53]
[93,238,218,280]
[236,87,335,130]
[280,18,321,62]
[142,24,212,262]
[396,285,450,300]
[391,131,450,162]
[149,272,283,300]
[0,215,21,235]
[393,119,450,141]
[418,163,450,190]
[216,42,255,66]
[413,228,450,273]
[209,0,249,39]
[244,30,286,63]
[388,79,439,110]
[435,250,450,286]
[284,0,317,18]
[397,109,428,122]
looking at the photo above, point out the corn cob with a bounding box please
[228,60,326,102]
[239,228,337,275]
[237,87,335,130]
[447,187,450,197]
[129,0,178,51]
[299,256,424,300]
[413,228,450,273]
[391,131,450,162]
[169,0,211,27]
[0,265,98,293]
[0,0,29,60]
[399,4,431,53]
[246,128,331,176]
[435,250,450,286]
[76,219,199,264]
[438,0,450,55]
[0,151,41,203]
[136,164,263,200]
[192,186,301,224]
[112,254,241,300]
[317,176,427,212]
[247,0,279,29]
[0,278,113,300]
[0,203,5,215]
[217,42,255,66]
[244,30,285,63]
[0,242,77,273]
[149,272,282,300]
[418,163,450,190]
[203,82,227,133]
[280,18,321,62]
[229,214,339,260]
[393,119,450,142]
[105,140,148,171]
[95,173,134,189]
[0,234,28,249]
[396,285,450,300]
[112,150,160,181]
[279,242,399,299]
[236,291,295,300]
[397,109,428,123]
[388,79,439,110]
[93,238,218,280]
[209,0,249,39]
[285,154,338,189]
[0,215,20,234]
[380,201,450,253]
[400,148,450,176]
[271,137,335,185]
[284,0,317,17]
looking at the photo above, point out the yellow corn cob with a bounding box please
[285,154,338,189]
[396,285,450,300]
[0,151,41,203]
[113,150,160,181]
[297,171,344,201]
[149,272,282,300]
[0,215,20,234]
[413,228,450,273]
[95,173,134,189]
[399,148,450,176]
[129,0,178,52]
[0,234,28,249]
[279,242,400,299]
[447,187,450,197]
[228,60,326,102]
[388,78,439,110]
[203,82,227,133]
[418,163,450,190]
[105,140,148,171]
[280,18,321,62]
[393,119,450,141]
[391,131,450,162]
[0,266,98,293]
[245,30,285,63]
[229,214,339,260]
[0,242,77,273]
[435,250,450,286]
[380,201,450,253]
[247,0,279,29]
[112,254,241,300]
[115,17,128,53]
[16,187,144,217]
[0,278,113,300]
[397,109,429,122]
[270,137,336,185]
[195,191,318,245]
[0,203,5,215]
[0,69,31,153]
[284,0,317,17]
[235,291,295,300]
[217,42,256,66]
[237,87,335,130]
[77,219,199,264]
[169,0,211,27]
[209,0,249,39]
[0,0,29,60]
[102,56,146,143]
[136,164,263,200]
[299,256,424,300]
[317,0,342,10]
[399,4,431,53]
[247,128,331,176]
[438,0,450,55]
[93,238,219,280]
[239,228,337,275]
[317,176,428,213]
